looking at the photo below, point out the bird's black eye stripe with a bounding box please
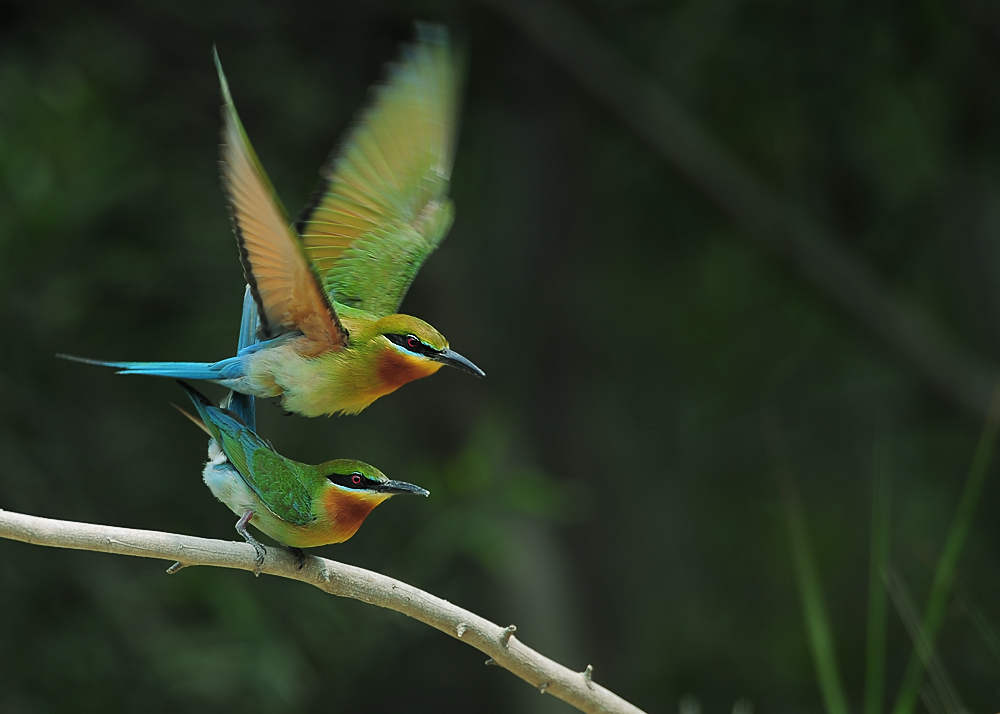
[327,472,369,490]
[326,472,395,493]
[385,333,437,356]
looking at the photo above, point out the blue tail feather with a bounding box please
[57,353,245,381]
[176,381,248,446]
[236,284,260,352]
[224,285,259,427]
[176,380,220,438]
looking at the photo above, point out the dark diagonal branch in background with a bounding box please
[0,509,646,714]
[485,0,998,419]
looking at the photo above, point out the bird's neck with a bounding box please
[373,342,443,392]
[319,489,391,542]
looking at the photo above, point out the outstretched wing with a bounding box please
[296,24,458,317]
[215,49,348,349]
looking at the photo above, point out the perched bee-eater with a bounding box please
[62,25,483,417]
[177,380,429,566]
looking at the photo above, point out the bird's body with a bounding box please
[222,309,454,417]
[61,25,482,416]
[73,309,460,417]
[178,381,428,550]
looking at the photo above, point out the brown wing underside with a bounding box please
[216,49,348,350]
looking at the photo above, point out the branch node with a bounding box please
[456,622,468,638]
[166,561,187,574]
[500,624,517,647]
[538,681,551,694]
[582,664,594,688]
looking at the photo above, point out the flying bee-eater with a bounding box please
[61,24,483,417]
[177,380,428,568]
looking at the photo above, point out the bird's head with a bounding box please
[373,314,485,382]
[316,460,429,543]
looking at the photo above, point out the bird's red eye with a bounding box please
[351,474,362,485]
[406,336,420,350]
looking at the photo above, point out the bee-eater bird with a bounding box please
[62,24,483,417]
[177,380,429,567]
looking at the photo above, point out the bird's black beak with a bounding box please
[432,348,485,377]
[379,479,431,497]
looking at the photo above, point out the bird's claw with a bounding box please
[236,509,267,576]
[249,541,267,575]
[287,547,308,570]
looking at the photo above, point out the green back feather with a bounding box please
[214,416,319,526]
[243,446,317,526]
[181,382,319,526]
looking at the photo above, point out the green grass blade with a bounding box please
[890,382,1000,714]
[764,410,849,714]
[864,442,891,714]
[885,569,964,714]
[957,588,1000,667]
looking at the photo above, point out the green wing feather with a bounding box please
[296,24,459,316]
[245,448,317,526]
[180,381,316,525]
[213,410,317,527]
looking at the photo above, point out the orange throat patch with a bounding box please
[376,349,442,394]
[321,489,390,543]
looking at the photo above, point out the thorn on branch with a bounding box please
[582,664,594,688]
[538,681,550,694]
[456,622,468,638]
[485,658,497,666]
[166,561,187,574]
[500,624,516,647]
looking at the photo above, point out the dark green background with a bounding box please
[2,0,999,711]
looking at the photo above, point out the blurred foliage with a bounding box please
[2,0,1000,712]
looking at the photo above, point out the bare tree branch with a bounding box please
[0,508,646,714]
[484,0,998,419]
